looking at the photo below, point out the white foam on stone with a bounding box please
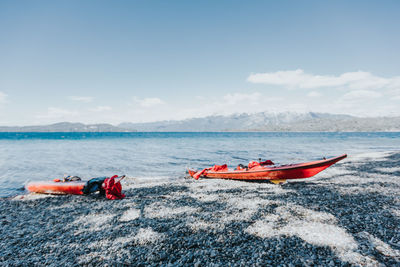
[329,174,370,185]
[357,231,400,258]
[120,208,140,221]
[78,251,112,264]
[376,167,400,173]
[73,213,114,233]
[189,192,219,202]
[163,191,192,200]
[325,169,400,196]
[316,167,357,180]
[339,251,379,266]
[220,197,276,222]
[87,239,113,249]
[245,204,374,265]
[224,209,256,222]
[390,208,400,218]
[348,152,393,163]
[123,176,171,190]
[334,173,400,196]
[227,197,272,209]
[48,203,74,210]
[187,219,219,232]
[113,235,135,247]
[189,178,272,192]
[246,220,277,238]
[12,193,58,201]
[132,227,165,245]
[144,203,198,219]
[278,205,337,224]
[282,221,356,250]
[87,230,142,252]
[188,179,240,192]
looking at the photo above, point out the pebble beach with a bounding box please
[1,152,400,266]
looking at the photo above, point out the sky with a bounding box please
[0,0,400,125]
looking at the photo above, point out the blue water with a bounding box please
[1,132,399,197]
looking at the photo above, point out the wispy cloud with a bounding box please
[223,92,262,105]
[0,91,7,104]
[179,92,285,118]
[89,106,112,112]
[307,91,321,97]
[69,96,94,103]
[36,107,79,119]
[133,97,164,108]
[247,69,400,91]
[341,90,382,100]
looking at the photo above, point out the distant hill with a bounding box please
[0,122,134,132]
[119,111,400,132]
[1,112,400,132]
[119,112,353,131]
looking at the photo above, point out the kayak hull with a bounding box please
[25,181,86,195]
[189,154,347,181]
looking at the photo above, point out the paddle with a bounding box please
[115,175,126,184]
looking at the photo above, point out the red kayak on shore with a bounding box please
[188,154,347,184]
[25,181,86,195]
[25,175,126,198]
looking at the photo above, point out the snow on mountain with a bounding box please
[118,112,375,132]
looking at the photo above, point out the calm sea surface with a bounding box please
[1,132,399,197]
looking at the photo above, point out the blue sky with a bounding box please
[1,0,400,125]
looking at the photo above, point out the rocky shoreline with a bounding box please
[1,152,400,266]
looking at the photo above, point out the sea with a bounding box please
[1,132,399,197]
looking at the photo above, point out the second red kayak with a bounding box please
[188,154,347,184]
[25,175,127,197]
[25,181,86,195]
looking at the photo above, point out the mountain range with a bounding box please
[1,112,399,132]
[118,112,400,132]
[0,122,131,132]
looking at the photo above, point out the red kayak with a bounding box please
[188,154,347,184]
[25,181,86,195]
[25,175,126,197]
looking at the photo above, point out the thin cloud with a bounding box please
[133,97,165,108]
[247,69,400,91]
[341,90,382,100]
[307,91,321,97]
[389,87,400,99]
[179,92,285,118]
[223,92,262,105]
[36,107,79,119]
[0,91,7,104]
[89,106,112,112]
[69,96,94,103]
[326,90,384,116]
